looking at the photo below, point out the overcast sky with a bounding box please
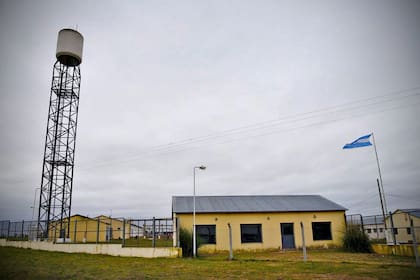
[1,0,419,221]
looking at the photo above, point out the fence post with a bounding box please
[176,217,180,248]
[21,220,24,240]
[152,217,156,248]
[410,218,420,268]
[142,220,146,247]
[122,219,126,246]
[96,217,100,244]
[84,219,88,243]
[109,218,112,242]
[360,215,364,232]
[53,223,57,243]
[74,220,77,243]
[300,222,307,262]
[7,220,10,239]
[228,223,233,260]
[389,211,397,245]
[30,221,34,241]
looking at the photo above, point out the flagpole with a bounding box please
[376,178,387,230]
[371,132,391,244]
[371,132,388,215]
[343,133,390,240]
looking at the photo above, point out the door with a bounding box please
[106,226,113,241]
[281,223,295,249]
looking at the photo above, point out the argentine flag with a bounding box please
[343,134,372,149]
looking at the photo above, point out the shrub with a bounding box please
[343,225,372,253]
[179,227,193,257]
[179,227,204,257]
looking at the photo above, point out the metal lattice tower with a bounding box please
[37,29,84,240]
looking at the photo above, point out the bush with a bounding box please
[179,227,204,257]
[343,225,372,253]
[179,227,193,257]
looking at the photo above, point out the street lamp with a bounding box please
[31,187,40,221]
[193,165,206,258]
[29,187,41,241]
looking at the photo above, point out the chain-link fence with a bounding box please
[0,216,173,247]
[346,213,420,245]
[123,218,173,247]
[0,220,38,241]
[346,214,386,241]
[362,215,386,241]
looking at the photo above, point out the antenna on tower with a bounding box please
[36,29,84,241]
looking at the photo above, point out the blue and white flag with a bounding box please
[343,134,372,149]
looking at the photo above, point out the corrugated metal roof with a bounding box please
[172,195,347,214]
[398,208,420,218]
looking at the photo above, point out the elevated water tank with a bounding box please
[56,29,84,66]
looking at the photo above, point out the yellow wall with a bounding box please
[389,211,420,244]
[372,244,420,257]
[49,215,129,242]
[175,211,346,252]
[96,216,131,240]
[49,216,105,242]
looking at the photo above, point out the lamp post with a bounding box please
[30,187,41,241]
[31,187,40,221]
[193,165,206,258]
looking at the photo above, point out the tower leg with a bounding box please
[37,61,81,241]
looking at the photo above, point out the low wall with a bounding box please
[372,244,419,257]
[0,239,181,258]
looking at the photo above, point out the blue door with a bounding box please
[281,223,295,249]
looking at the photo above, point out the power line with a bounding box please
[345,193,378,208]
[387,193,420,203]
[117,98,420,161]
[135,88,420,153]
[132,86,420,152]
[80,88,420,169]
[79,86,420,170]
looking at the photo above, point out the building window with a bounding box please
[196,225,216,244]
[393,228,398,235]
[373,228,377,233]
[407,228,411,235]
[379,228,383,233]
[367,229,372,234]
[241,224,262,243]
[312,222,332,241]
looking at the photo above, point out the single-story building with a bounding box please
[48,214,132,242]
[95,215,137,240]
[172,195,347,252]
[363,216,386,240]
[386,209,420,244]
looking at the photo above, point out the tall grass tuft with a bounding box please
[343,224,372,253]
[179,227,193,257]
[179,227,203,257]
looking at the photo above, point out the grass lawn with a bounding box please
[0,247,419,280]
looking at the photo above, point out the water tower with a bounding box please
[37,29,84,240]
